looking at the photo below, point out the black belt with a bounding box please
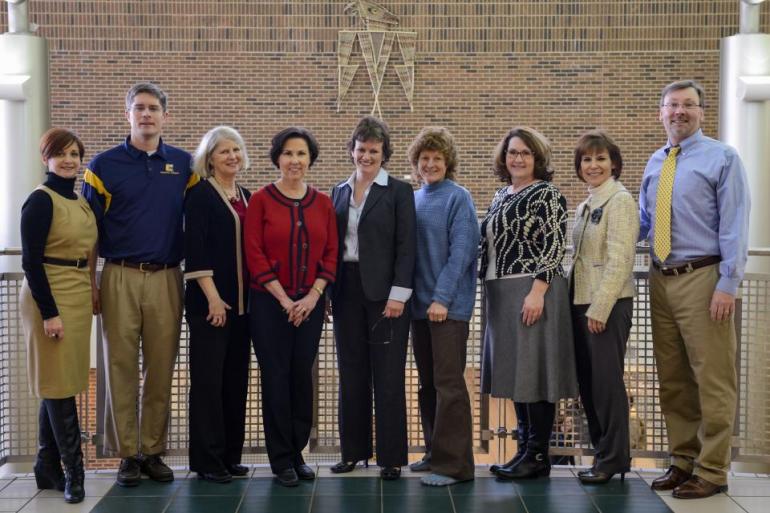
[42,256,88,268]
[107,259,179,272]
[652,255,720,276]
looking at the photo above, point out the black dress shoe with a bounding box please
[295,464,316,480]
[275,468,299,487]
[197,470,232,483]
[330,460,362,474]
[226,464,250,477]
[576,467,594,478]
[672,476,728,499]
[140,454,174,482]
[116,457,141,487]
[651,465,691,491]
[579,470,625,484]
[380,466,401,480]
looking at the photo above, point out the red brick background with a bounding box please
[4,1,768,211]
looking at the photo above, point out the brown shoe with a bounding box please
[672,476,728,499]
[651,465,691,491]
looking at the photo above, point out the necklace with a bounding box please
[213,176,239,202]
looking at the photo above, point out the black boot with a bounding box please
[45,398,85,503]
[496,401,554,480]
[491,401,528,474]
[33,402,65,491]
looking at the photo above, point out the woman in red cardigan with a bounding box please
[244,127,338,487]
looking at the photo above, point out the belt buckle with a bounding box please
[685,262,694,273]
[139,262,150,272]
[76,259,85,269]
[671,267,679,276]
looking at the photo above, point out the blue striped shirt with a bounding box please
[639,130,750,295]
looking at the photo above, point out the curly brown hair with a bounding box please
[492,127,553,184]
[407,127,458,183]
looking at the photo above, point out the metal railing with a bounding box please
[1,247,769,468]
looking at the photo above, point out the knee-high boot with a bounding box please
[491,401,529,474]
[496,401,555,480]
[33,402,65,491]
[45,398,85,503]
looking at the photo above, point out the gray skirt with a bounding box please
[481,275,578,403]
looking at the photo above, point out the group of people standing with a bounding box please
[19,78,749,503]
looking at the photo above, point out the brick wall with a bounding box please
[3,1,768,211]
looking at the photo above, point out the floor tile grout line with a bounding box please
[516,488,531,513]
[447,484,457,513]
[306,466,319,513]
[233,471,255,513]
[157,480,184,513]
[0,477,14,493]
[727,493,751,513]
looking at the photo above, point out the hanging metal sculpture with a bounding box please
[337,1,417,116]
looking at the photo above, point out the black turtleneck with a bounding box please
[20,173,79,319]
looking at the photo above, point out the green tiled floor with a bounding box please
[82,475,673,513]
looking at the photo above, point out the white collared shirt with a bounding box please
[337,168,411,302]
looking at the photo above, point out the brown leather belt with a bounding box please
[652,255,720,276]
[107,259,179,273]
[42,256,88,268]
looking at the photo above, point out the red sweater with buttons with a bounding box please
[245,183,338,297]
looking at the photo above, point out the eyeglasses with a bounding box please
[368,315,392,345]
[507,149,534,160]
[661,103,702,111]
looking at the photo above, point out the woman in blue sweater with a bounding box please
[407,127,480,487]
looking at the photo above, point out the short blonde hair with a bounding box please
[192,126,250,178]
[407,127,458,183]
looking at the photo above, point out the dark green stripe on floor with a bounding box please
[89,476,673,513]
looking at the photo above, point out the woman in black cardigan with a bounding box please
[184,126,252,483]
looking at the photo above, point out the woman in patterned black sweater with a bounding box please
[480,127,577,480]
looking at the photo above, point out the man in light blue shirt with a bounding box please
[640,80,750,499]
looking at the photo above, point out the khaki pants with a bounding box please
[100,263,183,458]
[650,263,737,485]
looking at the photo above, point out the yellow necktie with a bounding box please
[653,145,680,262]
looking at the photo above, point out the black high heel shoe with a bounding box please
[330,460,368,474]
[579,470,626,484]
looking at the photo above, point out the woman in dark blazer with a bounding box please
[185,126,252,484]
[330,116,416,481]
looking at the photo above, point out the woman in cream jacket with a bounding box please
[570,130,639,485]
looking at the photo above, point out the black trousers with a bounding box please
[572,298,633,474]
[250,290,324,473]
[411,319,474,480]
[332,264,409,467]
[188,314,250,474]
